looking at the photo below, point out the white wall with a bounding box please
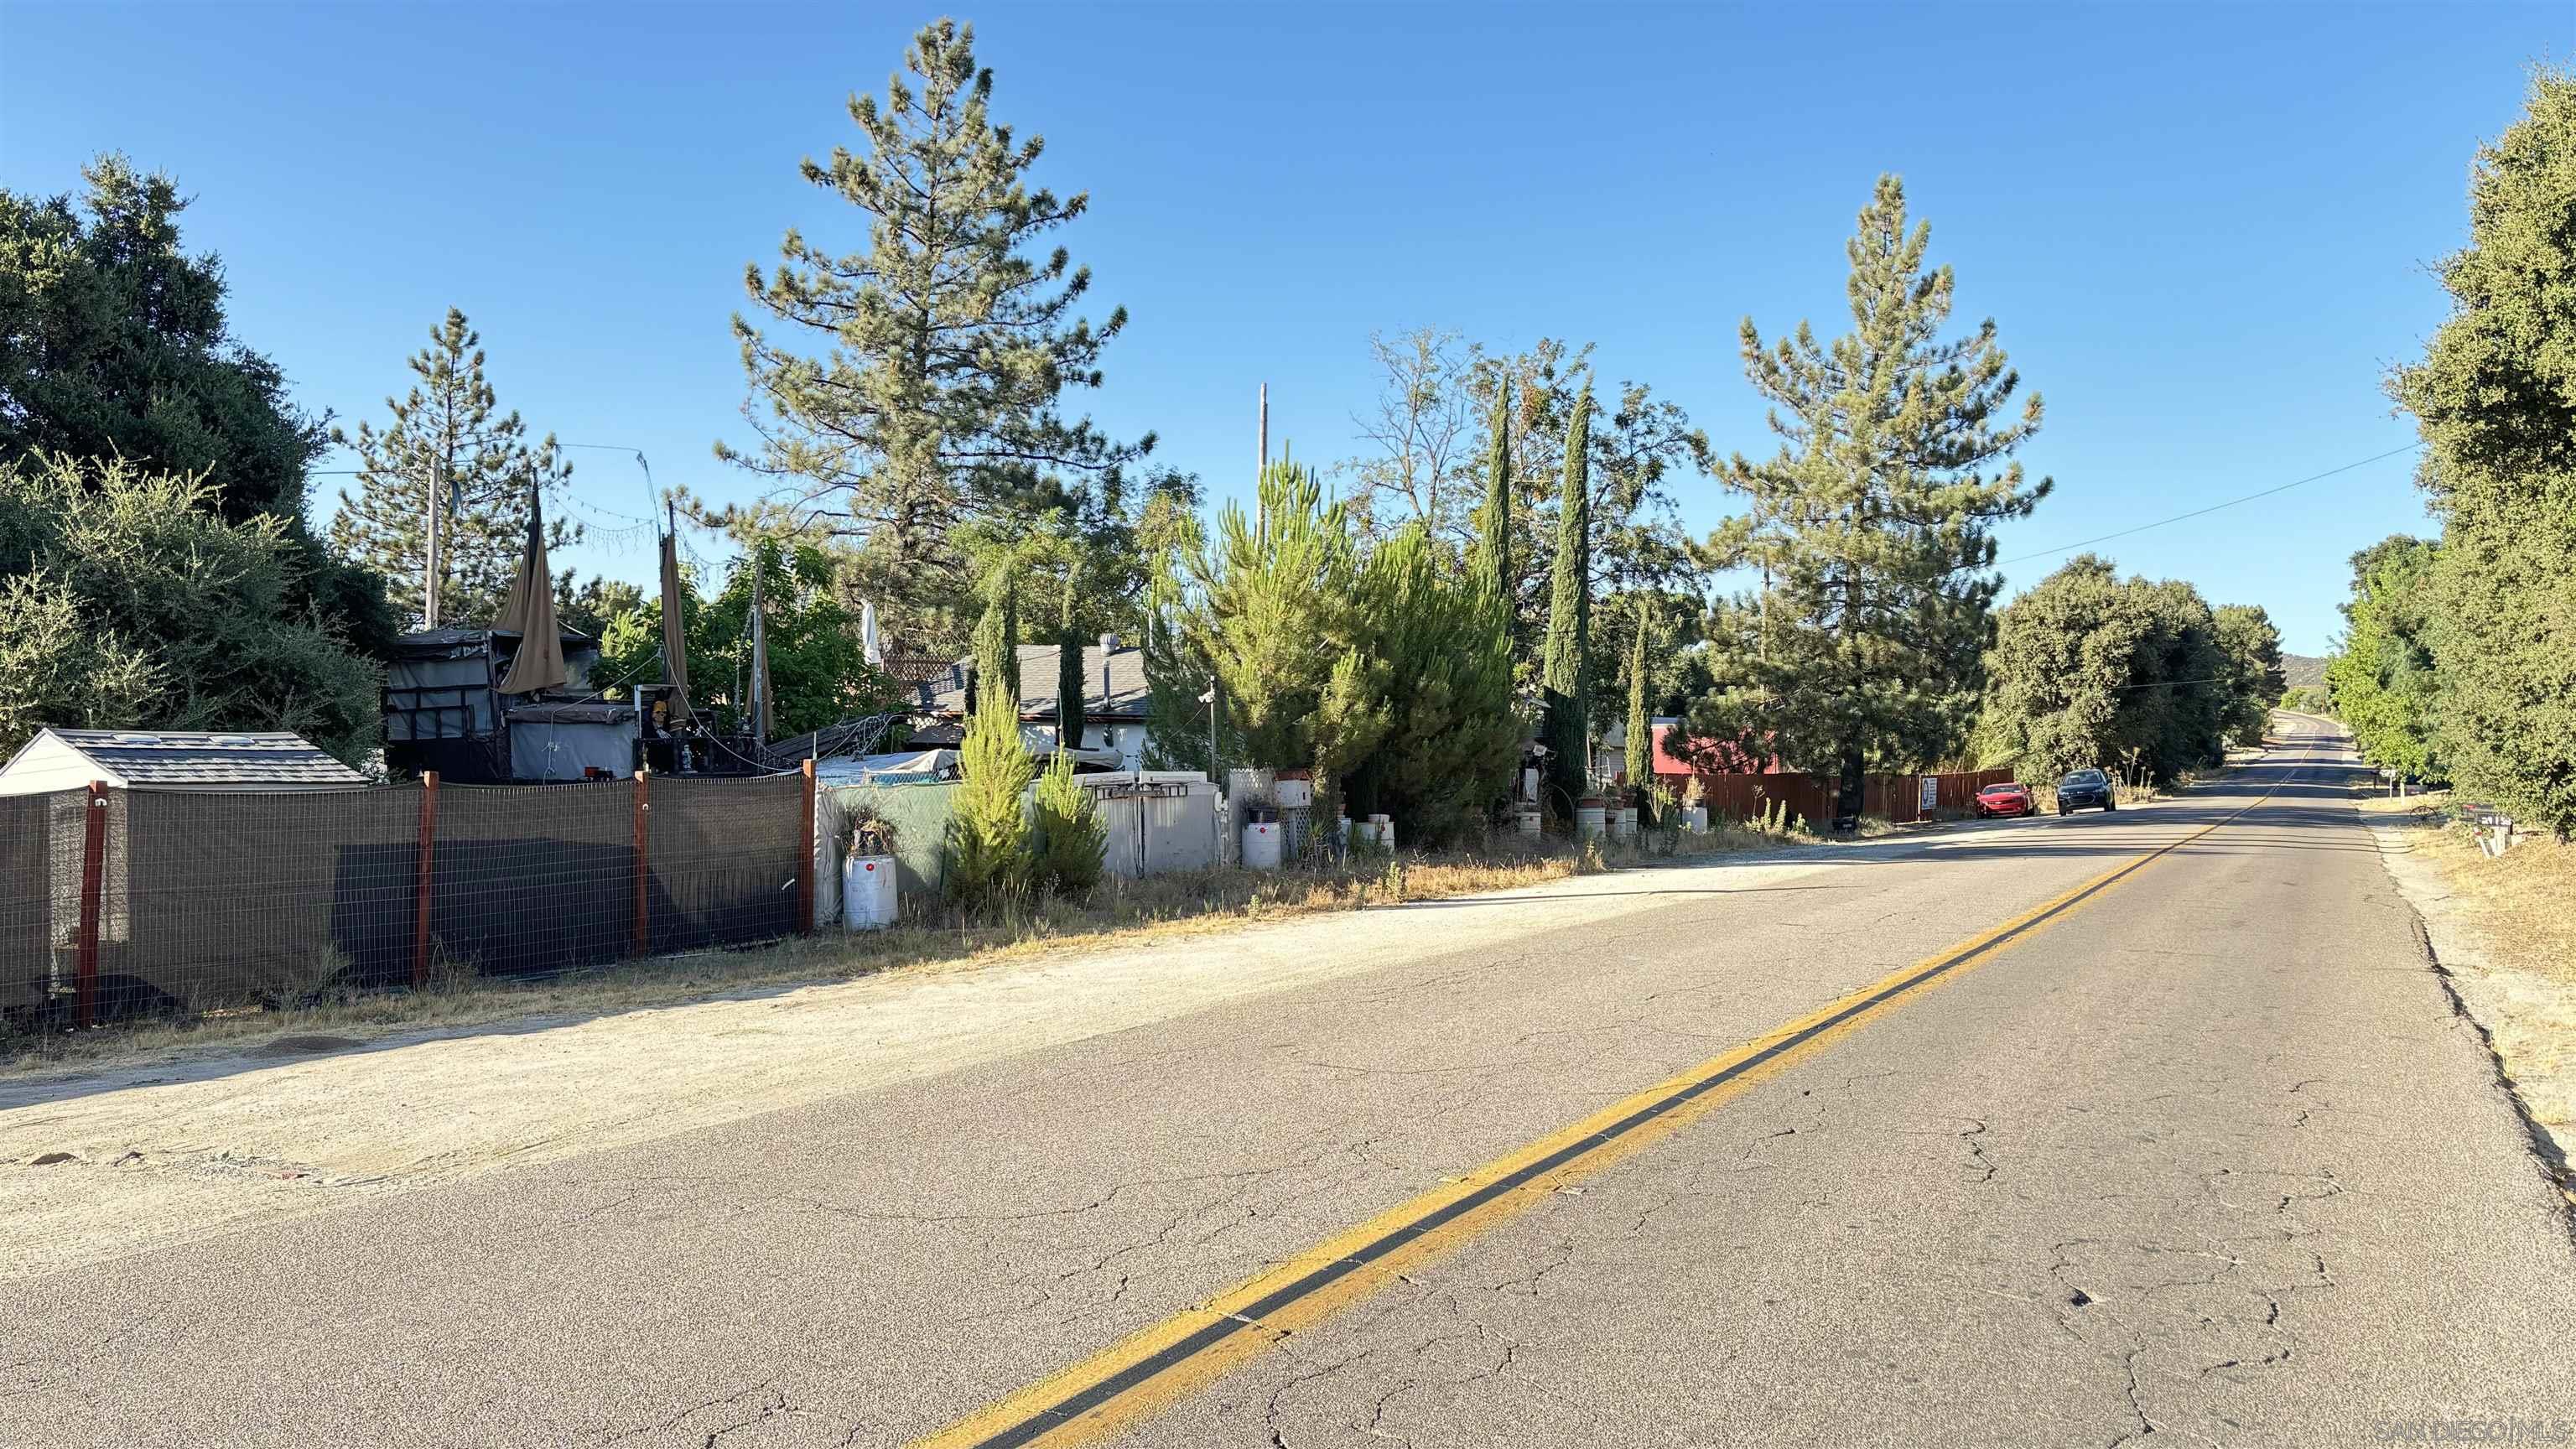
[0,734,115,797]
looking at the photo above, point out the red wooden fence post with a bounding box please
[75,781,106,1030]
[412,771,439,989]
[798,759,818,936]
[632,770,652,957]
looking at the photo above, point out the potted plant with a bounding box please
[841,804,900,931]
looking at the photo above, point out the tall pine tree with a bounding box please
[1690,176,2049,820]
[330,309,576,627]
[1540,387,1593,813]
[723,19,1153,647]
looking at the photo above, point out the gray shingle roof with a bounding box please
[47,730,369,789]
[922,644,1148,720]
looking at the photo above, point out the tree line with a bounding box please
[0,18,2335,828]
[2327,69,2574,839]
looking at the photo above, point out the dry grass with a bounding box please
[2367,788,2576,1161]
[0,825,1797,1078]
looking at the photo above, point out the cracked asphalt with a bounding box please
[8,718,2573,1447]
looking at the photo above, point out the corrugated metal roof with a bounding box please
[923,644,1149,720]
[39,729,369,789]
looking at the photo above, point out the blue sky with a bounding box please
[5,2,2567,654]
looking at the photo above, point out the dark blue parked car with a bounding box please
[2057,767,2116,813]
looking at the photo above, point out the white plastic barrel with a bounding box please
[1517,809,1541,838]
[1575,801,1607,839]
[1368,813,1395,853]
[1241,821,1281,870]
[841,853,897,930]
[1615,807,1639,841]
[1682,806,1708,834]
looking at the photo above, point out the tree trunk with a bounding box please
[1837,747,1865,824]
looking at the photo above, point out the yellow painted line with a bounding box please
[915,772,2300,1449]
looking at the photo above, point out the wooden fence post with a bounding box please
[412,771,439,989]
[632,770,651,958]
[798,759,817,935]
[75,781,106,1030]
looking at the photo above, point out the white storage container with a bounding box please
[1517,808,1541,837]
[1682,806,1708,834]
[1575,801,1607,839]
[1615,807,1639,840]
[1241,821,1281,870]
[841,853,898,930]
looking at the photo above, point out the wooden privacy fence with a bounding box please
[1687,768,2019,827]
[0,766,818,1031]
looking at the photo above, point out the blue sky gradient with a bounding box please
[6,2,2568,652]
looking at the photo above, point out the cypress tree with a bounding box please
[1539,387,1593,813]
[329,308,576,626]
[1625,597,1652,816]
[1057,561,1087,749]
[1689,176,2049,822]
[1478,383,1513,606]
[949,575,1033,906]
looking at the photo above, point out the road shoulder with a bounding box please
[2364,803,2576,1198]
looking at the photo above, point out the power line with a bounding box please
[1992,442,2423,569]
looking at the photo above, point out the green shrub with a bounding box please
[1034,749,1107,899]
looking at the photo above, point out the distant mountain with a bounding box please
[2283,654,2329,689]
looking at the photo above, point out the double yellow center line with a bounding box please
[917,761,2304,1447]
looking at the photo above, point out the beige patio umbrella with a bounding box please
[494,475,566,696]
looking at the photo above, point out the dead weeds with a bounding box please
[1,827,1789,1079]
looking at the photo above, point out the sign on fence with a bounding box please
[1918,776,1940,813]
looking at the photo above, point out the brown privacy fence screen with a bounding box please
[0,771,814,1031]
[1688,768,2019,827]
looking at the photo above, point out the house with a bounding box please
[918,635,1156,770]
[0,729,368,796]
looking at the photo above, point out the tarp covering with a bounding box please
[495,481,566,696]
[813,749,956,787]
[506,705,636,782]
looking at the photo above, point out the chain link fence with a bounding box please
[0,771,813,1033]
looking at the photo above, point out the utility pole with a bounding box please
[1256,382,1270,536]
[423,455,442,629]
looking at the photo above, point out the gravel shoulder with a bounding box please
[0,848,1847,1282]
[2366,806,2576,1189]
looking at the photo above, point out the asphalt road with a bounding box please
[9,717,2573,1447]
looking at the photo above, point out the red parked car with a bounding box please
[1975,782,2034,818]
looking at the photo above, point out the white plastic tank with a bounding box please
[1517,808,1541,838]
[1615,807,1639,840]
[1682,806,1709,834]
[842,852,898,930]
[1368,813,1395,852]
[1241,820,1281,870]
[1575,800,1607,839]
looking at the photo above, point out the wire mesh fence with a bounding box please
[0,771,814,1034]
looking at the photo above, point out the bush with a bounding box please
[1034,749,1107,898]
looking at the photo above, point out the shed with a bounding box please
[0,729,367,797]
